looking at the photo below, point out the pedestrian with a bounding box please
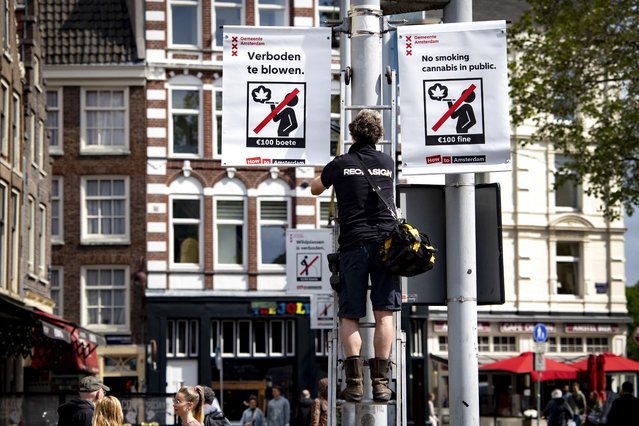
[201,386,231,426]
[584,390,602,425]
[173,385,205,426]
[266,386,290,426]
[311,109,399,403]
[57,376,109,426]
[606,381,639,426]
[240,395,265,426]
[543,389,574,426]
[310,378,328,426]
[569,382,586,426]
[293,389,313,426]
[426,392,438,426]
[92,396,123,426]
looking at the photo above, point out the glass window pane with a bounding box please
[218,224,242,264]
[172,5,198,45]
[174,225,199,263]
[173,115,199,154]
[173,199,200,219]
[259,9,285,26]
[260,201,287,220]
[261,225,286,264]
[215,8,241,46]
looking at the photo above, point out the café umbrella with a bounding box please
[480,351,579,381]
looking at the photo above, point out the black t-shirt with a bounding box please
[320,143,396,248]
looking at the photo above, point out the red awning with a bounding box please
[31,309,105,374]
[571,352,639,373]
[480,351,579,381]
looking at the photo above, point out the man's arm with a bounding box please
[310,175,326,195]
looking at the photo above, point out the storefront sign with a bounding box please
[397,20,510,175]
[500,323,557,333]
[564,324,619,334]
[250,301,310,316]
[434,321,492,333]
[222,26,331,166]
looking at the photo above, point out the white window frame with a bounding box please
[221,320,236,356]
[255,0,288,26]
[2,0,9,51]
[213,80,223,158]
[80,88,129,154]
[9,190,19,293]
[51,177,63,244]
[80,176,130,245]
[317,198,334,229]
[50,267,63,316]
[555,241,581,296]
[168,0,201,49]
[559,337,584,353]
[27,196,35,275]
[253,320,268,357]
[316,0,340,49]
[0,181,6,288]
[213,0,245,48]
[32,56,41,91]
[170,195,203,269]
[11,93,20,170]
[169,85,203,158]
[553,154,581,212]
[214,196,247,271]
[37,119,45,170]
[81,265,130,332]
[237,320,252,357]
[0,81,8,159]
[46,88,63,154]
[257,197,291,270]
[38,203,46,279]
[492,336,517,352]
[269,320,285,356]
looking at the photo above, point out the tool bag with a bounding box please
[353,154,436,277]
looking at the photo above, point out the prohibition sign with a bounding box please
[253,88,301,134]
[432,83,477,132]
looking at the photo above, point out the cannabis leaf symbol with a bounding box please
[428,83,448,101]
[251,85,272,103]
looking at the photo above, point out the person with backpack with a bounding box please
[543,389,575,426]
[201,386,231,426]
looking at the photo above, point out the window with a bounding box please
[1,82,8,157]
[258,199,289,266]
[215,199,245,268]
[27,196,35,274]
[10,191,18,293]
[11,94,20,169]
[314,329,329,356]
[46,89,63,153]
[82,266,129,329]
[36,119,45,169]
[38,204,46,278]
[0,182,6,288]
[171,198,201,266]
[410,320,423,357]
[82,89,128,153]
[167,319,199,358]
[81,177,129,244]
[318,200,334,228]
[586,337,609,353]
[554,155,580,210]
[478,336,490,352]
[211,319,296,357]
[2,0,9,50]
[559,337,583,353]
[214,0,243,47]
[171,88,201,156]
[32,56,41,90]
[257,0,287,26]
[438,336,448,352]
[492,336,516,352]
[214,83,223,157]
[556,242,580,295]
[548,337,557,353]
[170,0,199,47]
[51,177,63,243]
[50,267,63,316]
[318,0,340,48]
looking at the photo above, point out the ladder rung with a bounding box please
[344,105,392,111]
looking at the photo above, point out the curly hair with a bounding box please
[348,109,383,145]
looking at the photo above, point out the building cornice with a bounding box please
[43,64,146,86]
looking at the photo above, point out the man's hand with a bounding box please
[310,176,326,195]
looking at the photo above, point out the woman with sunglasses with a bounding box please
[173,386,205,426]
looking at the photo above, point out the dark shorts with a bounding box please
[338,241,401,319]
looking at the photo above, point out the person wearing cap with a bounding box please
[543,389,574,426]
[57,376,109,426]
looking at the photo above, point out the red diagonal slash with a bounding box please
[300,255,318,275]
[432,83,476,132]
[253,88,300,134]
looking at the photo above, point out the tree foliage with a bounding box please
[625,283,639,360]
[509,0,639,219]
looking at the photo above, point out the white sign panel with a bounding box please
[286,229,333,294]
[397,21,511,174]
[310,294,336,329]
[222,26,332,167]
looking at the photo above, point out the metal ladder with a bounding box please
[327,67,406,426]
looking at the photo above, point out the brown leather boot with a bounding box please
[369,357,392,402]
[342,356,364,402]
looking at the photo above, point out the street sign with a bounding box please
[534,352,546,372]
[222,26,331,167]
[285,229,333,294]
[310,294,335,329]
[397,21,511,175]
[533,323,549,343]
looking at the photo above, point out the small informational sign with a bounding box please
[222,26,332,167]
[533,323,549,343]
[397,20,511,175]
[310,294,335,329]
[286,229,333,294]
[534,352,546,372]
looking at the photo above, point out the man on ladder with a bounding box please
[310,109,400,403]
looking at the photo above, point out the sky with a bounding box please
[626,212,639,286]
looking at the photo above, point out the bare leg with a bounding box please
[373,310,394,359]
[340,317,362,357]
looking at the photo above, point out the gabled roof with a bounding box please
[39,0,139,65]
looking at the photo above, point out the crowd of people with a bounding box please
[542,381,639,426]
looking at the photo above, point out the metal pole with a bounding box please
[443,2,480,426]
[536,373,541,426]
